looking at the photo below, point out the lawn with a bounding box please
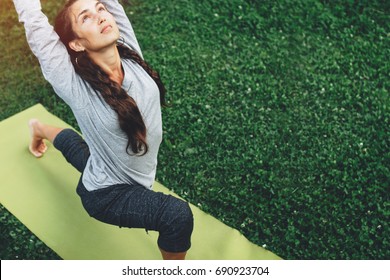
[0,0,388,259]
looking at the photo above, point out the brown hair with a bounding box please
[54,0,166,155]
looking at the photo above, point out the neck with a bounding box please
[87,45,123,85]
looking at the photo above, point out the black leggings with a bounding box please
[53,129,193,253]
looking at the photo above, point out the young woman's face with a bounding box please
[68,0,120,52]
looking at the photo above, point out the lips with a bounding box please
[101,25,112,33]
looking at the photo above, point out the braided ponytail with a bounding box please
[118,45,166,107]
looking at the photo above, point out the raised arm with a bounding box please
[13,0,82,107]
[101,0,143,57]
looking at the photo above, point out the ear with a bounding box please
[68,39,85,52]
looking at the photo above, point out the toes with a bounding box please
[29,140,47,158]
[29,145,43,158]
[39,143,48,154]
[34,152,43,158]
[28,119,47,158]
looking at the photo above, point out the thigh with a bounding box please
[87,184,172,228]
[84,184,188,229]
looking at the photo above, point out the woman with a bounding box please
[13,0,193,260]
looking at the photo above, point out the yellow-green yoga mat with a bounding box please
[0,104,281,260]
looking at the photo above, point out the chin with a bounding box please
[101,34,120,49]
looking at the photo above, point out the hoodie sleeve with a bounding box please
[13,0,86,108]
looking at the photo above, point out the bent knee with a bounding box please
[160,197,194,235]
[174,199,194,231]
[157,198,194,252]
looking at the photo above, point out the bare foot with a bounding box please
[28,119,48,158]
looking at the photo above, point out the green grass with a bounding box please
[0,0,389,259]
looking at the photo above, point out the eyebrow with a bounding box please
[77,1,102,22]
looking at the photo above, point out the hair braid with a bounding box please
[118,46,167,107]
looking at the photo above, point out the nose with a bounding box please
[98,15,106,25]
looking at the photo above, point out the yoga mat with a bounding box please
[0,104,281,260]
